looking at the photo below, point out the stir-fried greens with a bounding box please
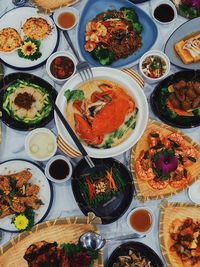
[85,7,142,65]
[79,165,126,207]
[3,79,52,124]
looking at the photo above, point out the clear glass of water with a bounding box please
[12,0,27,7]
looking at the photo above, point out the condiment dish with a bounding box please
[45,155,72,183]
[139,50,170,84]
[151,0,177,25]
[25,128,57,161]
[127,207,154,235]
[188,180,200,204]
[46,51,77,84]
[53,7,79,31]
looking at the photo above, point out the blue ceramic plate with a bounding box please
[77,0,158,68]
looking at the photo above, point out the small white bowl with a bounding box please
[53,7,79,31]
[45,155,72,183]
[152,0,177,25]
[46,51,77,84]
[188,180,200,204]
[127,207,154,234]
[25,128,57,161]
[139,50,170,84]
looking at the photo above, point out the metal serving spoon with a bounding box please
[79,231,146,251]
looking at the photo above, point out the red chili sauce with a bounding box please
[50,56,75,79]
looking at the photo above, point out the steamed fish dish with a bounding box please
[3,79,52,124]
[65,79,138,148]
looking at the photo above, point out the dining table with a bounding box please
[0,0,200,266]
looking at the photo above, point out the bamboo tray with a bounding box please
[0,213,103,267]
[159,201,200,267]
[130,119,200,202]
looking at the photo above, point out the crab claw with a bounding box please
[74,113,103,145]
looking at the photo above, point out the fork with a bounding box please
[63,31,93,81]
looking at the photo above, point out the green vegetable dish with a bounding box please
[84,7,142,65]
[79,165,126,208]
[3,79,52,124]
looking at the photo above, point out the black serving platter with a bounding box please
[150,70,200,128]
[72,158,134,224]
[106,242,164,267]
[0,72,57,131]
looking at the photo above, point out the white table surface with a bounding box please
[0,0,199,266]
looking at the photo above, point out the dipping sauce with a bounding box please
[49,159,70,180]
[188,180,200,204]
[142,55,167,79]
[153,4,175,23]
[29,132,56,159]
[50,56,75,79]
[129,208,152,232]
[58,12,76,29]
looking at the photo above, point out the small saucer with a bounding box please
[188,180,200,204]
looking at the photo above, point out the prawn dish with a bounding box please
[0,169,42,219]
[131,120,200,201]
[3,79,52,124]
[65,79,138,149]
[84,7,142,65]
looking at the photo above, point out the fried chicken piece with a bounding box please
[25,184,40,196]
[11,170,32,188]
[22,196,41,210]
[9,196,26,213]
[0,176,11,195]
[0,197,14,218]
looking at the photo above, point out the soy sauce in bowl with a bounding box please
[153,3,176,24]
[49,159,69,180]
[45,155,72,183]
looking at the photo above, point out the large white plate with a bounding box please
[55,67,149,158]
[0,7,59,70]
[0,159,53,233]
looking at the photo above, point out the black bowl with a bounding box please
[150,70,200,128]
[72,158,134,224]
[106,242,164,267]
[0,72,57,131]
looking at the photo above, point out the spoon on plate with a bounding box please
[79,231,146,251]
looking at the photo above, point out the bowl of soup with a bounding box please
[53,7,79,30]
[127,207,154,234]
[46,51,76,84]
[25,128,57,161]
[55,67,149,158]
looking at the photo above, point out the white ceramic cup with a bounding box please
[25,128,57,162]
[46,51,77,84]
[151,0,177,25]
[127,207,154,234]
[53,7,79,31]
[45,155,72,183]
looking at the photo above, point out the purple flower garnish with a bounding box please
[183,0,200,10]
[155,153,178,177]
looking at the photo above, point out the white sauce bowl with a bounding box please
[25,128,57,161]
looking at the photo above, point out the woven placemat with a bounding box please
[0,213,103,267]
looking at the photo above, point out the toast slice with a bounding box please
[174,32,200,64]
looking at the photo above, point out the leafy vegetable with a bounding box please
[183,0,200,10]
[91,47,115,66]
[18,38,42,61]
[192,107,200,116]
[120,7,142,33]
[64,89,84,102]
[177,0,200,18]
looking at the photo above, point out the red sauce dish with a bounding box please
[50,56,75,80]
